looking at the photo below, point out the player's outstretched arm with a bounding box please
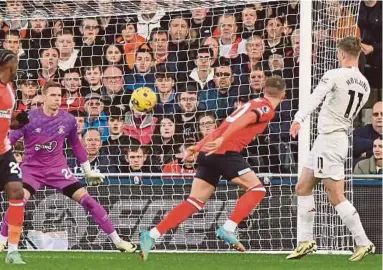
[293,72,334,125]
[67,117,105,185]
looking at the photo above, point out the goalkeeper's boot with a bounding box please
[216,227,245,252]
[286,240,317,259]
[349,243,375,262]
[115,240,138,253]
[140,231,155,261]
[5,251,26,264]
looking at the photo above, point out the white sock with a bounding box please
[149,227,161,240]
[0,234,8,243]
[223,220,237,233]
[108,231,122,245]
[8,243,18,253]
[297,195,316,242]
[335,200,370,246]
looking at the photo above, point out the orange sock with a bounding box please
[7,199,24,247]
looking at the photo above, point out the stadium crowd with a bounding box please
[1,0,381,178]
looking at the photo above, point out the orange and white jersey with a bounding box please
[0,82,15,155]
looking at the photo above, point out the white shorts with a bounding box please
[305,132,349,180]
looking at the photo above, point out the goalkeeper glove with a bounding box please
[16,111,29,126]
[81,161,105,186]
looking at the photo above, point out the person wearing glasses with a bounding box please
[188,46,215,92]
[79,17,104,67]
[353,101,383,165]
[199,61,242,120]
[198,112,217,139]
[15,71,39,113]
[101,66,130,113]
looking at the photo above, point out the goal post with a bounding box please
[0,0,363,253]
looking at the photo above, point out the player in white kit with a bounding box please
[287,37,375,261]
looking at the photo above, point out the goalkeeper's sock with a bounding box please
[79,194,115,235]
[152,197,204,239]
[297,195,316,242]
[7,199,24,253]
[1,198,27,238]
[335,200,370,246]
[227,184,266,231]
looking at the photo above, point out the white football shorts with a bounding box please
[305,132,349,180]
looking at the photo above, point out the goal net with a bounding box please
[0,0,359,253]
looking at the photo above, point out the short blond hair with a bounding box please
[337,36,361,58]
[264,75,286,97]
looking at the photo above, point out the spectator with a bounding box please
[235,35,266,84]
[97,0,120,44]
[214,14,245,59]
[102,44,130,73]
[55,29,81,71]
[3,30,38,72]
[240,5,264,39]
[2,0,28,37]
[84,93,109,142]
[264,16,288,59]
[358,0,382,88]
[188,46,215,91]
[122,103,158,145]
[119,146,155,177]
[150,115,181,169]
[124,47,156,93]
[354,137,382,175]
[30,95,44,110]
[70,110,86,141]
[175,89,200,140]
[13,140,24,164]
[168,16,192,63]
[15,71,39,112]
[243,64,266,98]
[163,139,197,179]
[23,10,51,61]
[148,27,178,73]
[353,101,382,162]
[38,47,62,87]
[69,129,118,174]
[190,8,212,40]
[101,66,131,112]
[116,17,146,70]
[104,107,140,165]
[199,62,240,120]
[136,0,165,39]
[198,112,217,139]
[81,65,103,96]
[153,67,178,115]
[60,68,85,112]
[199,36,220,68]
[79,17,104,67]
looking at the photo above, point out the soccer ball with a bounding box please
[130,87,157,113]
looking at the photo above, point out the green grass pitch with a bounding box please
[0,252,381,270]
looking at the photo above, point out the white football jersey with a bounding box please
[295,67,370,134]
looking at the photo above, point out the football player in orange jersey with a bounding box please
[140,76,286,261]
[0,49,29,264]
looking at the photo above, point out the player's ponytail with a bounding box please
[0,49,17,66]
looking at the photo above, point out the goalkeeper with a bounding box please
[0,82,137,253]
